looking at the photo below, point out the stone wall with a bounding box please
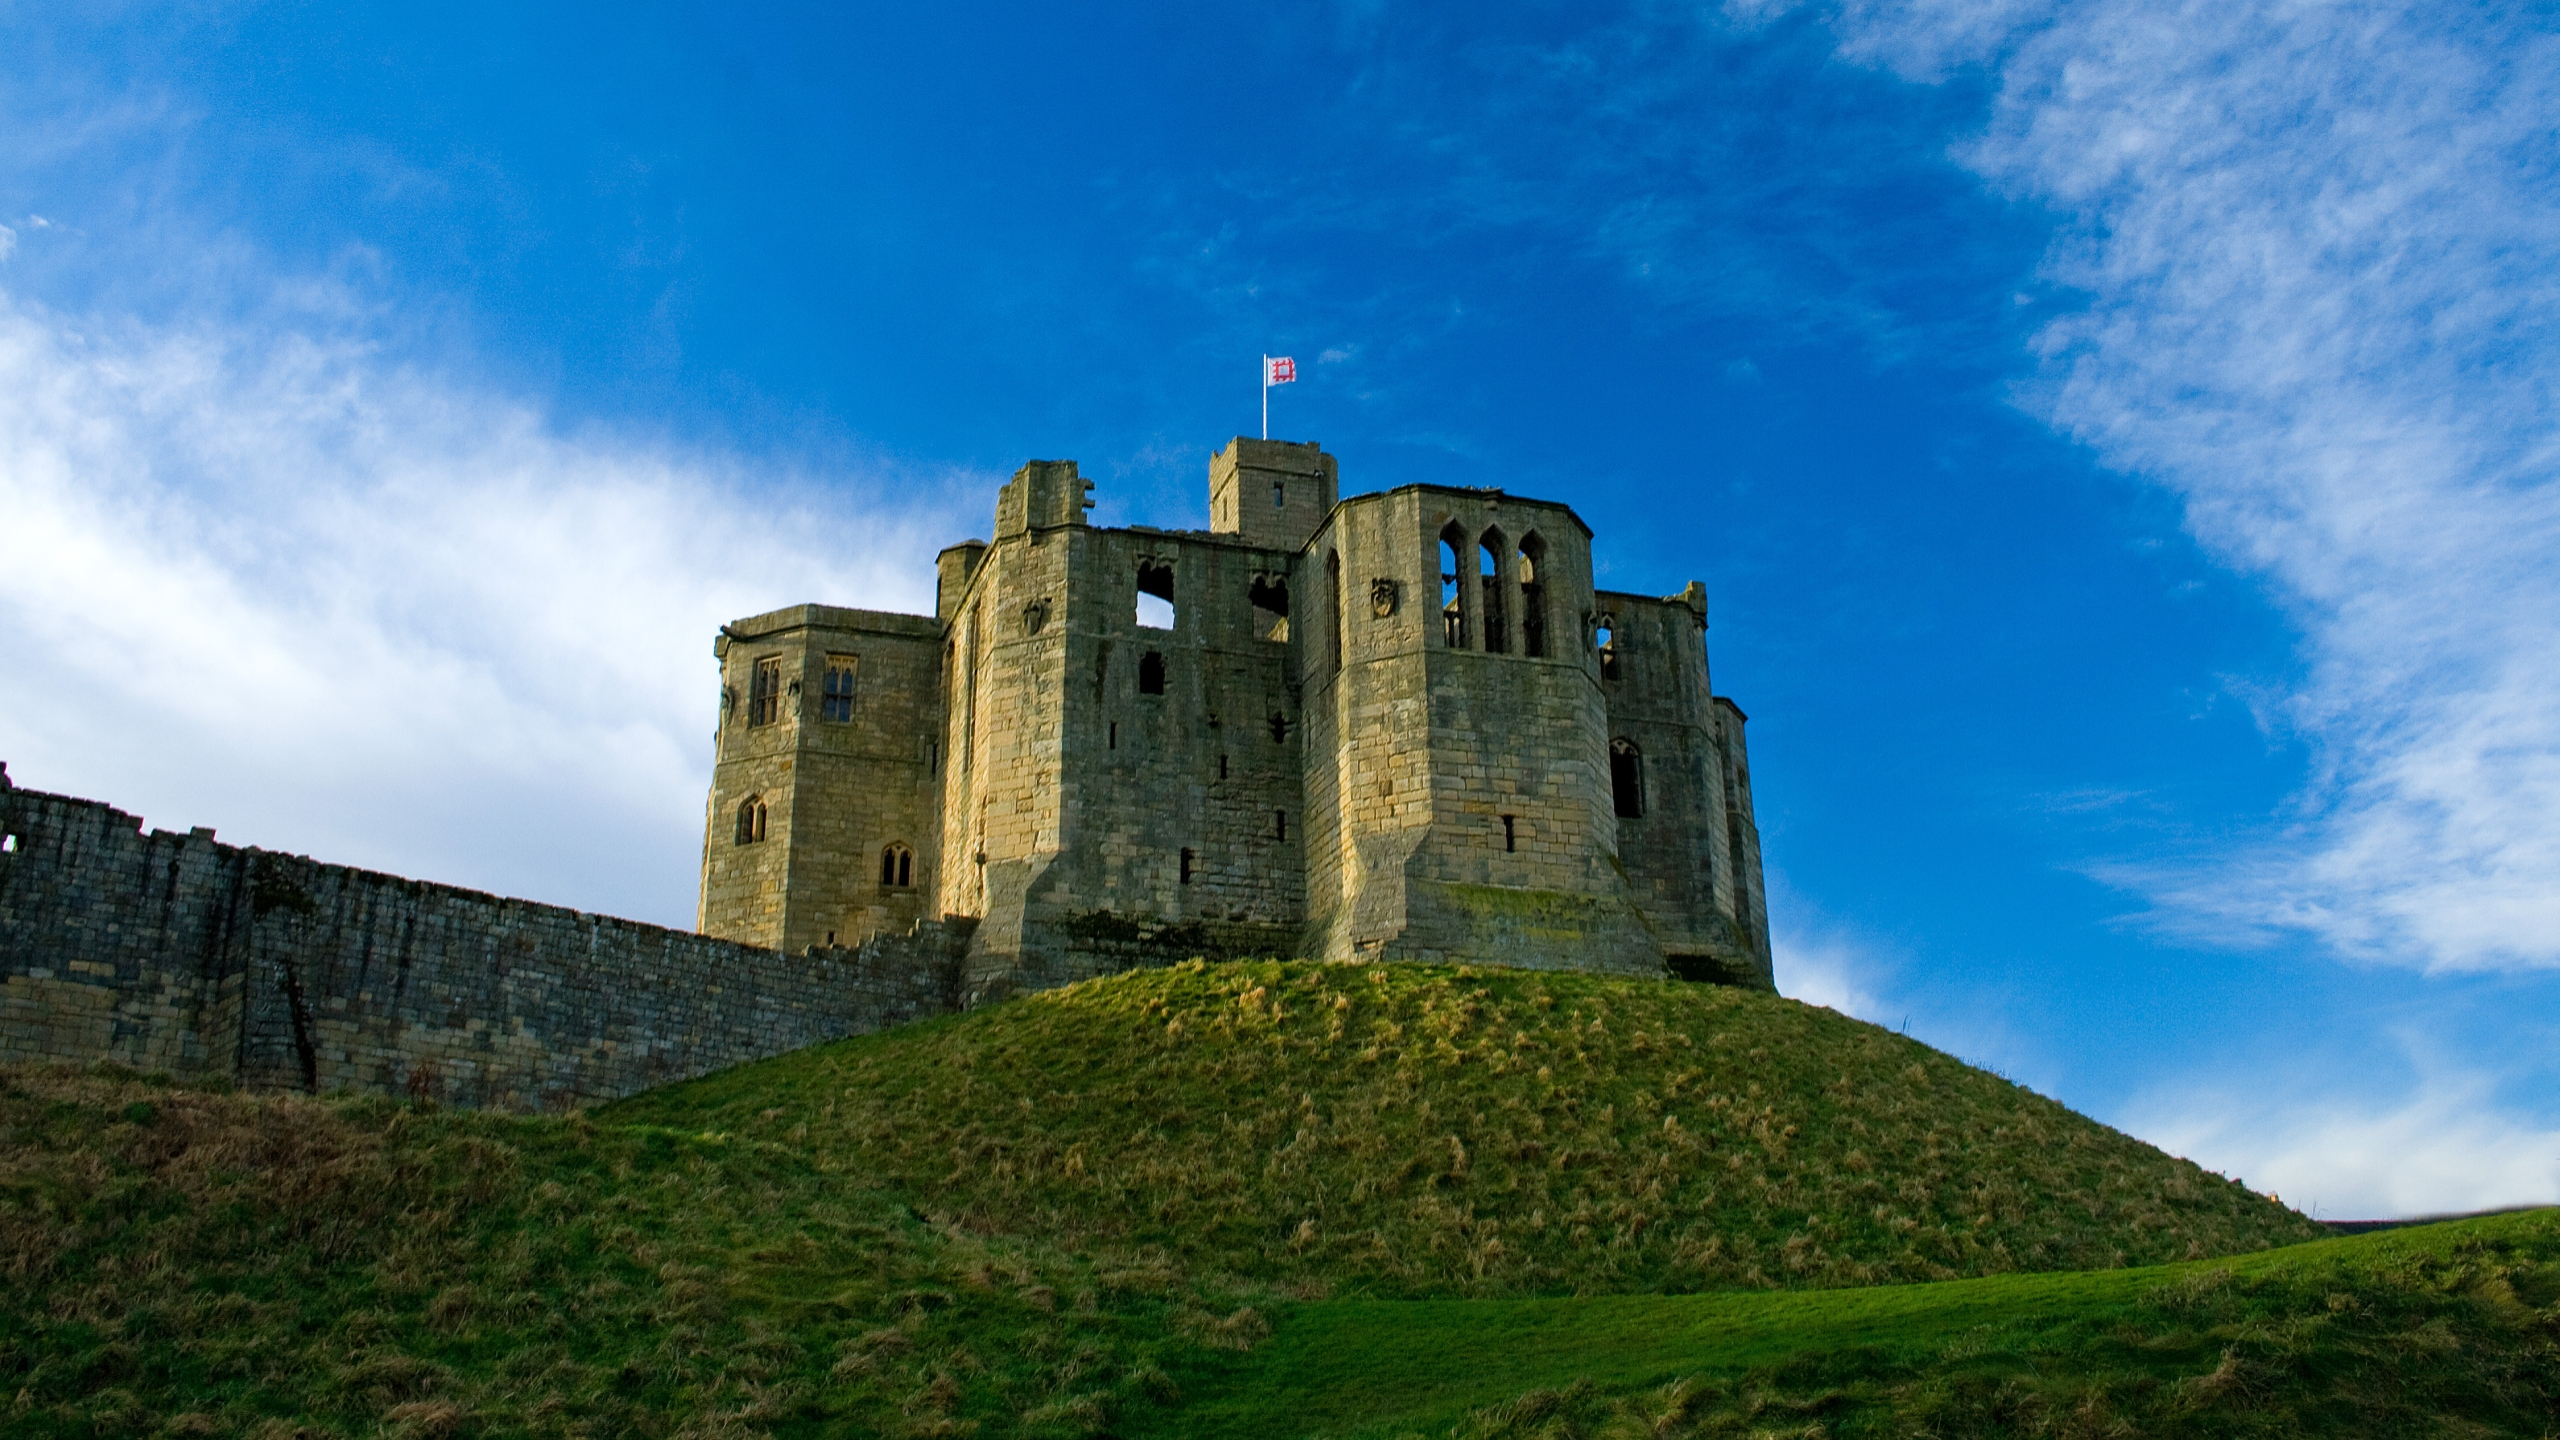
[1,768,972,1110]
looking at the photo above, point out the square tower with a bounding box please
[1209,438,1338,553]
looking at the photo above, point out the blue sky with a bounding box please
[3,0,2554,1219]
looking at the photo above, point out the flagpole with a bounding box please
[1261,355,1269,440]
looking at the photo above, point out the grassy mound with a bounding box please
[13,960,2481,1439]
[611,960,2319,1294]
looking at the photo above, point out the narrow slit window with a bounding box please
[1275,810,1288,841]
[748,657,783,726]
[1611,739,1645,819]
[1180,847,1195,884]
[1272,480,1286,509]
[1219,753,1228,779]
[1519,533,1549,657]
[1327,548,1344,673]
[1502,814,1516,852]
[821,654,858,722]
[1109,722,1119,750]
[1440,524,1468,648]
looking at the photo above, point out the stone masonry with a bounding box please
[701,437,1770,997]
[0,765,973,1110]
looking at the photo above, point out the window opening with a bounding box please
[1597,622,1619,682]
[1273,480,1286,509]
[1,834,17,854]
[1136,559,1176,630]
[881,843,914,888]
[748,657,782,726]
[1519,533,1549,657]
[1138,651,1167,695]
[1502,814,1516,852]
[1479,530,1507,653]
[1276,810,1288,841]
[928,740,941,774]
[1327,549,1344,673]
[821,654,858,722]
[1180,847,1196,884]
[1109,722,1119,750]
[1249,574,1290,643]
[1611,739,1645,819]
[734,795,768,845]
[1267,712,1291,743]
[1219,753,1228,779]
[1439,524,1467,648]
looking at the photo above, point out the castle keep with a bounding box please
[700,438,1770,997]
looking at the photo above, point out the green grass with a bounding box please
[2,960,2549,1438]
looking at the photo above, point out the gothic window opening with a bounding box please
[1519,533,1549,657]
[1136,559,1177,630]
[1327,549,1345,673]
[1611,739,1645,819]
[880,843,914,888]
[734,795,768,845]
[1502,814,1517,852]
[1180,847,1196,884]
[748,657,782,727]
[821,654,858,722]
[1138,651,1167,695]
[1440,523,1468,648]
[1249,574,1290,643]
[1479,530,1508,653]
[1596,621,1619,682]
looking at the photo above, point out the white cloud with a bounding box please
[2130,1062,2560,1220]
[0,290,981,927]
[1771,924,1890,1021]
[1789,1,2560,973]
[0,224,14,262]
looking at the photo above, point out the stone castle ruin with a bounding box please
[0,436,1767,1109]
[699,437,1768,998]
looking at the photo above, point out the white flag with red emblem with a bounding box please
[1265,355,1296,385]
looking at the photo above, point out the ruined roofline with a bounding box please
[718,603,942,644]
[1332,481,1597,542]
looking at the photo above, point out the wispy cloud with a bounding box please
[0,290,981,926]
[2129,1058,2560,1220]
[1782,0,2560,973]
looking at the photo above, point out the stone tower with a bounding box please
[700,436,1770,995]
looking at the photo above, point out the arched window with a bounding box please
[1326,548,1344,673]
[1596,617,1619,682]
[734,795,768,845]
[1479,528,1508,653]
[1519,533,1549,657]
[1439,522,1468,648]
[1249,574,1290,643]
[880,843,914,888]
[1610,739,1645,819]
[1138,651,1167,695]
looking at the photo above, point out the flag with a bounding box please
[1265,355,1296,385]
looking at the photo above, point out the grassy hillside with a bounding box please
[611,959,2320,1294]
[11,961,2539,1439]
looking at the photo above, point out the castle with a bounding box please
[0,437,1768,1110]
[698,437,1770,997]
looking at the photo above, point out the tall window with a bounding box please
[1596,620,1619,682]
[1439,523,1468,648]
[1327,548,1344,673]
[734,795,768,844]
[1136,559,1177,630]
[880,843,914,888]
[1138,651,1167,695]
[748,657,783,726]
[821,654,858,722]
[1610,739,1645,819]
[1479,529,1507,653]
[1519,533,1549,657]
